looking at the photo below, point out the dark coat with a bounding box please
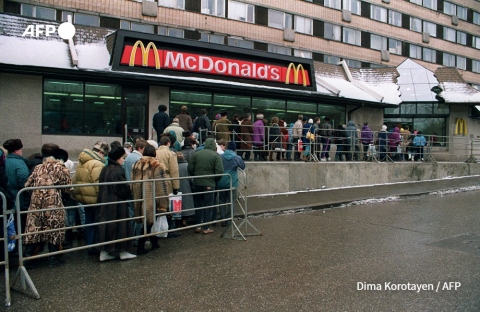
[176,113,193,132]
[177,158,195,217]
[153,111,169,141]
[96,160,132,253]
[188,138,224,187]
[240,119,254,150]
[269,124,281,148]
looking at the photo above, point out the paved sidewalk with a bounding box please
[245,175,480,215]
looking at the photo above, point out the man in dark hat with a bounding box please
[217,141,245,227]
[153,104,169,142]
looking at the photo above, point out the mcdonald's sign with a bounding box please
[455,118,467,135]
[113,32,315,89]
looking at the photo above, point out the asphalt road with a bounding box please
[2,185,479,311]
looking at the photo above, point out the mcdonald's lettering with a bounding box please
[119,41,311,86]
[455,118,467,135]
[172,200,182,212]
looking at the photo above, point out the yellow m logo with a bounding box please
[129,40,160,69]
[285,63,307,87]
[455,118,467,135]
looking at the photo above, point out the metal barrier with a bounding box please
[1,192,12,306]
[7,172,250,305]
[466,137,480,163]
[212,123,472,162]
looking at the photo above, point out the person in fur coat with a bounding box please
[131,145,169,255]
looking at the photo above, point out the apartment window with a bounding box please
[456,56,466,70]
[294,50,312,59]
[371,5,387,23]
[389,10,402,27]
[410,0,422,5]
[324,0,341,10]
[324,55,341,64]
[200,33,225,44]
[131,23,155,33]
[345,59,361,68]
[456,31,466,45]
[227,37,254,49]
[443,53,455,66]
[21,4,56,20]
[324,23,341,41]
[268,9,292,29]
[343,0,360,15]
[473,37,480,49]
[371,34,387,51]
[423,48,436,63]
[423,21,436,37]
[343,28,361,46]
[474,12,480,26]
[457,6,467,20]
[268,44,292,56]
[443,2,456,16]
[228,1,254,23]
[388,38,402,55]
[158,0,185,9]
[410,44,422,59]
[158,26,184,38]
[473,60,480,73]
[295,16,313,35]
[423,0,437,10]
[75,13,100,26]
[443,27,456,42]
[201,0,225,17]
[410,17,422,32]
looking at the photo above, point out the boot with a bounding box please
[48,243,66,267]
[136,237,149,255]
[150,236,160,251]
[23,243,38,268]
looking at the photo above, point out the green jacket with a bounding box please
[5,154,30,210]
[188,138,224,187]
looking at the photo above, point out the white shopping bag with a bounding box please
[151,215,168,238]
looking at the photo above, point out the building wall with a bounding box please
[448,104,480,160]
[148,85,170,139]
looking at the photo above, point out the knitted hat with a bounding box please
[381,125,387,131]
[146,140,158,149]
[215,114,221,120]
[3,139,23,153]
[308,118,313,124]
[108,146,126,162]
[227,141,236,151]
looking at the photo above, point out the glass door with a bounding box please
[123,88,148,142]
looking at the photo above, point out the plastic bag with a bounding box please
[151,215,168,238]
[169,192,182,220]
[7,215,16,252]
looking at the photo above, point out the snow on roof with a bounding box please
[434,67,480,103]
[75,43,111,70]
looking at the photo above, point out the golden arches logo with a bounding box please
[129,40,160,69]
[285,63,307,87]
[455,118,467,135]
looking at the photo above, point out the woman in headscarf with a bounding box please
[131,145,169,255]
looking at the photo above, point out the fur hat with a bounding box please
[227,141,236,151]
[52,149,69,162]
[108,146,126,162]
[3,139,23,153]
[308,119,313,124]
[93,141,110,155]
[381,125,387,131]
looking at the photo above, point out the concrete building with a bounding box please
[0,0,479,158]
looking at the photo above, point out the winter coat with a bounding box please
[214,118,232,141]
[320,122,333,137]
[152,111,169,141]
[413,135,427,147]
[252,119,265,146]
[24,158,72,245]
[123,150,142,182]
[217,150,246,189]
[5,153,30,210]
[131,156,169,225]
[269,124,281,148]
[164,123,184,143]
[361,125,374,144]
[292,120,303,139]
[155,145,180,193]
[177,158,195,217]
[194,114,211,141]
[240,119,253,150]
[280,126,289,149]
[96,160,132,253]
[302,123,314,144]
[74,149,106,205]
[181,146,195,163]
[188,138,224,187]
[176,113,193,132]
[388,127,401,147]
[344,121,358,149]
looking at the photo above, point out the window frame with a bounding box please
[324,23,341,41]
[228,0,254,23]
[456,56,466,70]
[21,4,56,20]
[158,0,185,10]
[371,5,387,23]
[388,38,402,55]
[201,0,226,17]
[410,17,422,33]
[443,53,456,67]
[423,47,436,63]
[268,44,292,56]
[409,44,422,59]
[343,0,361,15]
[423,21,436,37]
[343,27,361,46]
[370,34,387,51]
[443,27,456,42]
[294,15,313,35]
[388,10,402,27]
[268,9,293,30]
[324,0,341,10]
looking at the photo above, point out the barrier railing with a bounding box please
[211,123,472,162]
[466,137,480,163]
[7,172,250,305]
[1,192,11,307]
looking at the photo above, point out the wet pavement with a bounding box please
[2,176,480,311]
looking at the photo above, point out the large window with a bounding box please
[389,10,402,27]
[268,44,292,56]
[285,101,316,124]
[410,44,422,59]
[158,0,185,9]
[75,13,100,26]
[324,23,341,41]
[474,12,480,25]
[294,50,312,59]
[423,0,437,10]
[410,17,422,32]
[473,37,480,49]
[456,56,466,70]
[227,37,254,49]
[130,22,155,34]
[389,39,402,55]
[295,16,313,35]
[170,90,213,121]
[228,0,254,23]
[443,53,455,66]
[324,55,341,64]
[443,27,456,42]
[202,0,225,17]
[443,1,456,16]
[456,31,466,45]
[268,9,293,29]
[371,34,387,51]
[253,98,286,122]
[343,0,360,15]
[43,79,122,135]
[21,4,56,20]
[371,5,387,23]
[343,28,361,46]
[423,48,436,63]
[158,26,184,38]
[473,60,480,73]
[200,33,225,44]
[213,94,251,118]
[423,21,436,37]
[324,0,341,10]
